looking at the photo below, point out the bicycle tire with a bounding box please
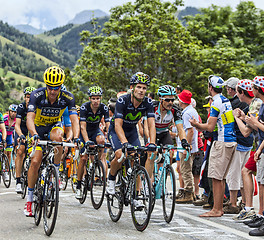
[150,182,156,213]
[90,160,106,209]
[79,174,88,204]
[162,164,176,223]
[33,179,43,226]
[2,154,11,188]
[59,168,68,191]
[106,170,123,222]
[21,165,27,199]
[43,164,59,236]
[11,150,16,180]
[70,160,78,193]
[130,166,152,232]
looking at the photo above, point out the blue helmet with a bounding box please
[130,72,150,86]
[158,85,176,97]
[9,104,18,112]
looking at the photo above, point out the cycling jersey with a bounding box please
[0,113,16,135]
[28,87,77,126]
[112,94,154,130]
[62,107,71,128]
[16,101,28,134]
[153,101,183,133]
[210,94,236,142]
[80,102,110,131]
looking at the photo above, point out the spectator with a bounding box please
[190,75,237,217]
[176,90,199,204]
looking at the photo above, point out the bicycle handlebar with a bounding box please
[117,146,147,163]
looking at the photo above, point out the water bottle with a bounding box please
[127,167,132,178]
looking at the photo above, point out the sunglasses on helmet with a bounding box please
[161,98,175,102]
[47,85,61,90]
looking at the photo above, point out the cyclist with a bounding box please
[1,104,17,169]
[144,85,189,171]
[24,66,80,217]
[75,86,110,199]
[106,72,156,203]
[14,87,36,193]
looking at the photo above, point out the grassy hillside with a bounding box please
[0,68,44,87]
[0,35,56,66]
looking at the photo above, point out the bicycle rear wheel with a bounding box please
[2,154,11,188]
[79,174,88,204]
[59,167,68,191]
[106,170,123,222]
[43,164,59,236]
[33,179,43,226]
[162,164,176,223]
[90,160,106,209]
[130,166,152,231]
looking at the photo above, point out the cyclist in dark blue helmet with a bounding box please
[107,72,156,206]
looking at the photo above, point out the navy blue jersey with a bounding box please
[80,102,110,131]
[28,87,77,126]
[16,101,28,132]
[112,94,154,130]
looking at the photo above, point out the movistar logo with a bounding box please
[87,116,100,122]
[125,112,142,120]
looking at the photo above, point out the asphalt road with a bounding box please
[1,178,260,240]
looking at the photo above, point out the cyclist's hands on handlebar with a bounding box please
[145,143,156,152]
[122,142,134,153]
[31,134,40,145]
[18,134,26,144]
[85,140,95,148]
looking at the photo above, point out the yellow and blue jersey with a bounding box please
[28,87,77,127]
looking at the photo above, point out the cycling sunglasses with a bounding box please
[46,85,61,90]
[161,98,175,102]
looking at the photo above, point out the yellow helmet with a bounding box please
[43,66,65,87]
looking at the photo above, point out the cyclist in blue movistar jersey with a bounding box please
[24,66,80,217]
[106,72,156,198]
[14,86,36,193]
[75,86,110,199]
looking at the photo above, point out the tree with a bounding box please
[74,0,206,102]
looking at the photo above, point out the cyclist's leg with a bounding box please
[49,125,64,166]
[15,144,25,187]
[5,135,13,165]
[95,132,108,175]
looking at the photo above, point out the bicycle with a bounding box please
[106,146,152,232]
[31,140,77,236]
[150,145,189,223]
[69,147,78,193]
[78,142,110,209]
[0,143,11,188]
[10,145,16,180]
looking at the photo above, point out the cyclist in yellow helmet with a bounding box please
[24,66,80,217]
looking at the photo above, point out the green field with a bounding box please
[0,68,44,87]
[0,35,57,66]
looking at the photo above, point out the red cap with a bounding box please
[178,89,192,104]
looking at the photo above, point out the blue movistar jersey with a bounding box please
[80,102,110,131]
[112,94,154,130]
[210,94,236,142]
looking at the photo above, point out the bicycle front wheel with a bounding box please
[2,154,11,188]
[59,168,68,191]
[21,167,27,199]
[130,166,152,232]
[43,164,59,236]
[162,164,176,223]
[33,179,43,226]
[90,160,106,209]
[106,170,123,222]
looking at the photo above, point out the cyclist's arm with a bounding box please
[190,116,217,132]
[143,118,150,140]
[27,112,38,136]
[80,121,89,142]
[69,114,80,139]
[146,117,156,144]
[65,126,73,141]
[186,127,194,145]
[115,118,128,144]
[0,122,6,140]
[15,118,23,137]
